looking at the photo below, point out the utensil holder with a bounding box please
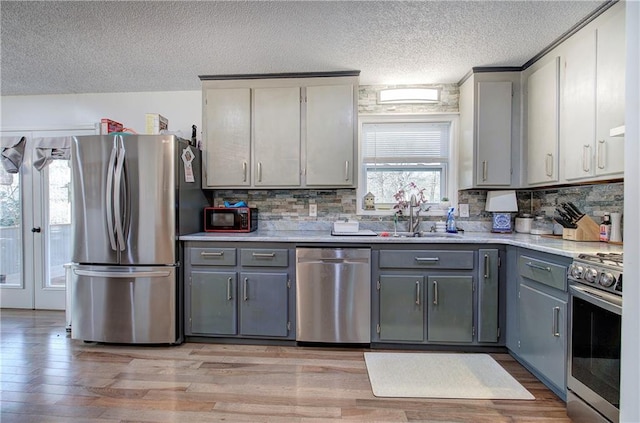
[562,215,601,241]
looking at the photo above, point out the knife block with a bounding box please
[562,215,601,241]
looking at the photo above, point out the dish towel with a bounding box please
[33,136,72,170]
[1,136,26,173]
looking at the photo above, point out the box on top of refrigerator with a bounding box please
[145,113,168,134]
[100,118,123,134]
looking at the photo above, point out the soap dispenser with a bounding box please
[446,207,457,233]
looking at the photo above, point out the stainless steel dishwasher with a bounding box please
[295,248,371,343]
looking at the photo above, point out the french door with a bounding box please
[0,127,96,309]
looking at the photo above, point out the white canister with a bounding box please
[515,217,533,233]
[610,212,622,242]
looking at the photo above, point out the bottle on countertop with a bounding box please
[599,212,611,242]
[446,207,457,233]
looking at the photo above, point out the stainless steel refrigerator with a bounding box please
[70,134,207,344]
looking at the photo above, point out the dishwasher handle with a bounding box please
[297,258,370,264]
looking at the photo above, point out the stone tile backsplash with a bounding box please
[208,182,623,233]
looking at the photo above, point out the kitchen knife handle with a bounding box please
[243,277,248,301]
[583,145,591,172]
[597,139,606,169]
[552,306,561,337]
[433,281,438,305]
[415,281,420,305]
[484,254,490,279]
[545,154,553,177]
[227,277,233,300]
[482,161,488,181]
[242,161,247,182]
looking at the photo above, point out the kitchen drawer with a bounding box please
[518,255,567,291]
[241,248,289,267]
[379,250,474,270]
[190,247,237,266]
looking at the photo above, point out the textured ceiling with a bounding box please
[1,0,608,96]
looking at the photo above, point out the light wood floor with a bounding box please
[0,309,571,422]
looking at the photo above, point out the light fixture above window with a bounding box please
[377,87,440,104]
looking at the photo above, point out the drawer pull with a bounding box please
[252,252,276,258]
[552,306,561,337]
[433,281,439,305]
[526,262,551,272]
[201,251,224,257]
[415,257,439,263]
[415,281,420,306]
[227,277,232,300]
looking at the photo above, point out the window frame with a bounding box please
[357,113,459,216]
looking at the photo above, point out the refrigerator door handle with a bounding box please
[105,138,118,251]
[113,135,126,251]
[74,269,172,278]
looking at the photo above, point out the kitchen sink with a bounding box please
[378,231,463,239]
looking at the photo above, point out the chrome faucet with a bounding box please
[409,194,419,233]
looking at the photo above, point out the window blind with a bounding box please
[362,122,450,163]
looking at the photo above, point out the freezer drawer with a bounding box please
[71,265,179,344]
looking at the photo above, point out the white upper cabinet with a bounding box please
[253,87,301,186]
[201,73,359,189]
[203,88,251,187]
[459,74,516,189]
[562,4,625,181]
[305,84,356,186]
[527,57,560,185]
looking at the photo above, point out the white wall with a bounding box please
[621,1,640,422]
[0,91,202,139]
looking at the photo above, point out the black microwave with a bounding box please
[204,207,258,233]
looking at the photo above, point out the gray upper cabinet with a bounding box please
[526,57,560,185]
[201,72,359,189]
[305,84,356,186]
[562,3,625,181]
[202,88,251,187]
[459,73,517,189]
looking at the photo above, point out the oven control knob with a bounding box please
[584,268,599,283]
[570,264,584,278]
[599,272,616,287]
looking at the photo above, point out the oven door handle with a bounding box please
[569,284,622,314]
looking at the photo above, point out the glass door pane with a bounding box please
[47,160,72,288]
[0,166,22,287]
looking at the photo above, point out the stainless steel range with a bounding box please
[567,252,623,423]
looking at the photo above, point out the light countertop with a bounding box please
[180,230,624,258]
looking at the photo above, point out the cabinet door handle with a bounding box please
[545,153,553,177]
[227,277,233,300]
[252,252,276,258]
[597,139,606,169]
[583,145,591,172]
[484,254,490,279]
[200,251,223,257]
[526,262,551,272]
[415,281,420,305]
[552,306,561,337]
[344,161,350,181]
[242,161,247,182]
[257,162,262,182]
[415,257,439,263]
[433,281,439,305]
[482,161,488,181]
[243,277,248,301]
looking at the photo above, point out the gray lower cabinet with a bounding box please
[518,282,567,392]
[507,247,570,399]
[373,247,501,346]
[191,270,237,335]
[378,275,424,342]
[185,242,295,340]
[239,272,289,337]
[427,275,473,342]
